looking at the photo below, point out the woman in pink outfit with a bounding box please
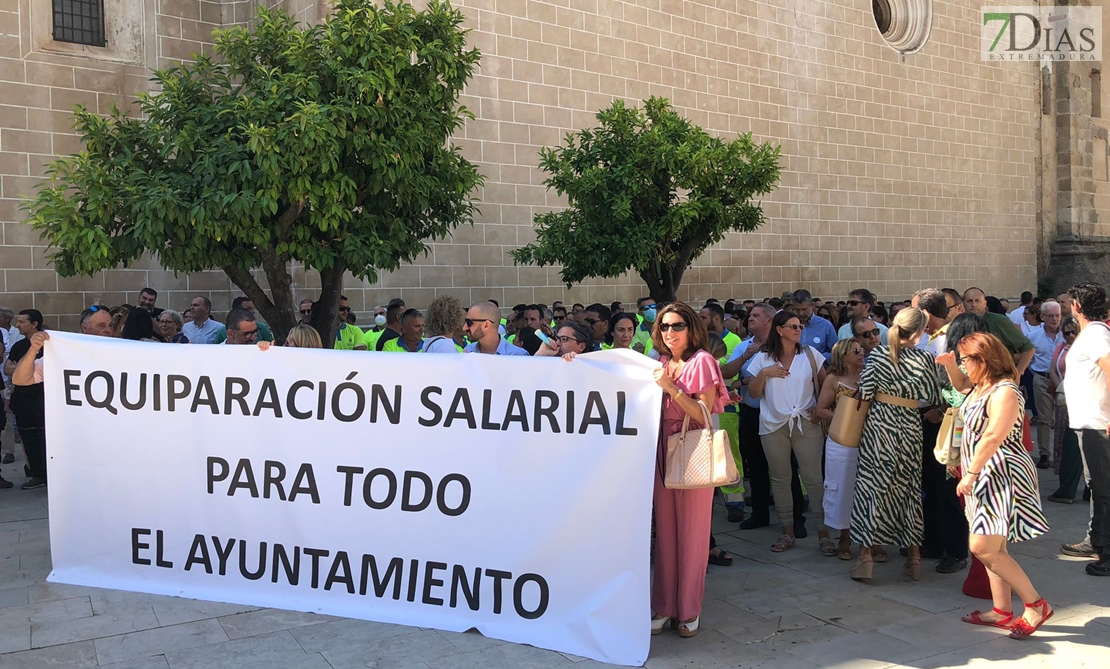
[650,301,730,638]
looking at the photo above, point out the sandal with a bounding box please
[819,535,837,557]
[708,549,733,566]
[837,537,852,561]
[961,607,1014,629]
[1009,599,1053,639]
[770,534,796,553]
[677,616,699,638]
[872,546,888,563]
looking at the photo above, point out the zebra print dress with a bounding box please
[960,380,1049,541]
[849,346,942,547]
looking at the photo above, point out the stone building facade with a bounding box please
[0,0,1096,328]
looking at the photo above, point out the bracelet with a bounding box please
[966,471,980,477]
[671,389,683,400]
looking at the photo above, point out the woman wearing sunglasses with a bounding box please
[650,302,729,639]
[746,310,830,555]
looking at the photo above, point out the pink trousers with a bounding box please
[651,467,714,620]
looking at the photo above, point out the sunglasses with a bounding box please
[858,329,879,338]
[339,307,351,313]
[584,318,599,325]
[1063,330,1078,337]
[846,300,862,307]
[299,309,311,316]
[850,348,865,355]
[639,304,657,311]
[779,323,803,331]
[659,322,688,332]
[465,318,493,327]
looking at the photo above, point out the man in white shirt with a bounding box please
[1028,301,1063,468]
[1063,282,1110,576]
[837,288,889,345]
[1008,291,1034,326]
[181,296,226,344]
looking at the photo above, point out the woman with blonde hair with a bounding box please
[814,338,866,559]
[283,324,322,349]
[423,296,466,353]
[938,333,1050,637]
[848,307,943,581]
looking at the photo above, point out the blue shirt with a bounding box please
[728,338,761,410]
[801,314,837,362]
[464,336,530,356]
[182,318,226,345]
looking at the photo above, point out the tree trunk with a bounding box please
[221,263,299,344]
[311,264,346,348]
[639,264,678,304]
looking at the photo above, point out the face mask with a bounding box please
[374,314,386,327]
[643,308,657,323]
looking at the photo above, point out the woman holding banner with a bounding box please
[650,302,729,639]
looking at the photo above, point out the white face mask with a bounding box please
[374,314,387,327]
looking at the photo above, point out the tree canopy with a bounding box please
[26,0,482,343]
[512,97,781,303]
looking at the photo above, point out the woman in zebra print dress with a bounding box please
[849,308,943,581]
[939,332,1051,639]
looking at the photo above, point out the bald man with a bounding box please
[1028,301,1063,468]
[464,302,529,356]
[963,287,1035,376]
[1057,293,1074,319]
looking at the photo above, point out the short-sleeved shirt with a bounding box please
[730,338,761,409]
[464,336,530,356]
[659,349,730,435]
[984,312,1033,356]
[423,336,463,353]
[1064,321,1110,431]
[8,337,44,426]
[375,327,401,351]
[745,346,824,435]
[1027,325,1063,373]
[631,322,654,355]
[334,323,367,351]
[801,315,837,361]
[382,337,424,353]
[182,319,226,345]
[214,322,274,344]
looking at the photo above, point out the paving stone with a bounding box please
[643,629,767,669]
[289,617,415,653]
[322,628,458,669]
[426,641,576,669]
[31,606,161,648]
[0,596,91,630]
[0,625,28,654]
[0,639,99,668]
[100,655,171,669]
[434,628,506,653]
[0,587,28,609]
[804,593,933,633]
[93,619,229,666]
[785,630,931,668]
[164,630,325,669]
[218,607,339,640]
[152,598,260,627]
[26,582,101,605]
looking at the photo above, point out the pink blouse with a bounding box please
[659,349,730,436]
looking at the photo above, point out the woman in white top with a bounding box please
[814,338,865,559]
[747,310,830,554]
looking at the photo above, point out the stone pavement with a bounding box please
[0,461,1106,668]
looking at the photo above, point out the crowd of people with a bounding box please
[1,280,1108,644]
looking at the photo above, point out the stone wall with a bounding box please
[0,0,1046,329]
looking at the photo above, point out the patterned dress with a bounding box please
[960,380,1049,541]
[850,346,943,547]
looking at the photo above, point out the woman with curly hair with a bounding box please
[423,296,465,353]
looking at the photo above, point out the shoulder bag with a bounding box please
[801,346,827,437]
[664,399,740,489]
[933,407,963,466]
[828,392,871,447]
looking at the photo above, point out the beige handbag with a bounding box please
[933,407,963,466]
[664,400,740,489]
[828,393,871,447]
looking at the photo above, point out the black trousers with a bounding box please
[739,404,804,525]
[1079,429,1110,555]
[921,416,968,559]
[19,426,46,480]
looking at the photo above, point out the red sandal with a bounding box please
[961,607,1014,629]
[1009,599,1053,639]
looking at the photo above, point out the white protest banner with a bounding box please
[43,332,660,666]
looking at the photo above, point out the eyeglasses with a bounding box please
[947,303,959,312]
[659,322,688,332]
[584,318,599,325]
[556,335,582,344]
[639,304,657,311]
[962,354,983,364]
[858,329,879,338]
[157,318,174,324]
[237,328,259,340]
[779,323,803,331]
[465,318,492,327]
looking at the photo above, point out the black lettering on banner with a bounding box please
[289,464,320,504]
[213,535,236,576]
[207,457,228,494]
[239,539,267,580]
[155,530,173,568]
[316,381,329,421]
[286,380,314,420]
[443,389,475,429]
[190,376,218,414]
[436,474,471,517]
[361,554,403,599]
[131,528,151,566]
[486,569,512,615]
[533,390,560,433]
[401,471,433,512]
[331,372,365,422]
[84,370,117,415]
[370,385,401,424]
[450,565,481,610]
[481,389,499,430]
[264,461,287,501]
[272,544,300,585]
[184,534,213,573]
[168,375,192,412]
[253,378,283,418]
[304,547,329,589]
[422,561,447,606]
[228,459,260,498]
[615,391,637,436]
[63,370,82,406]
[119,372,146,410]
[153,373,161,411]
[325,551,355,593]
[579,391,610,435]
[501,390,528,432]
[406,558,419,602]
[513,573,550,620]
[224,377,251,415]
[337,466,364,507]
[565,391,575,434]
[418,386,443,426]
[363,468,397,509]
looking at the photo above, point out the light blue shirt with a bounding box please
[464,336,530,356]
[801,314,837,362]
[182,318,226,345]
[1027,325,1063,374]
[728,338,761,409]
